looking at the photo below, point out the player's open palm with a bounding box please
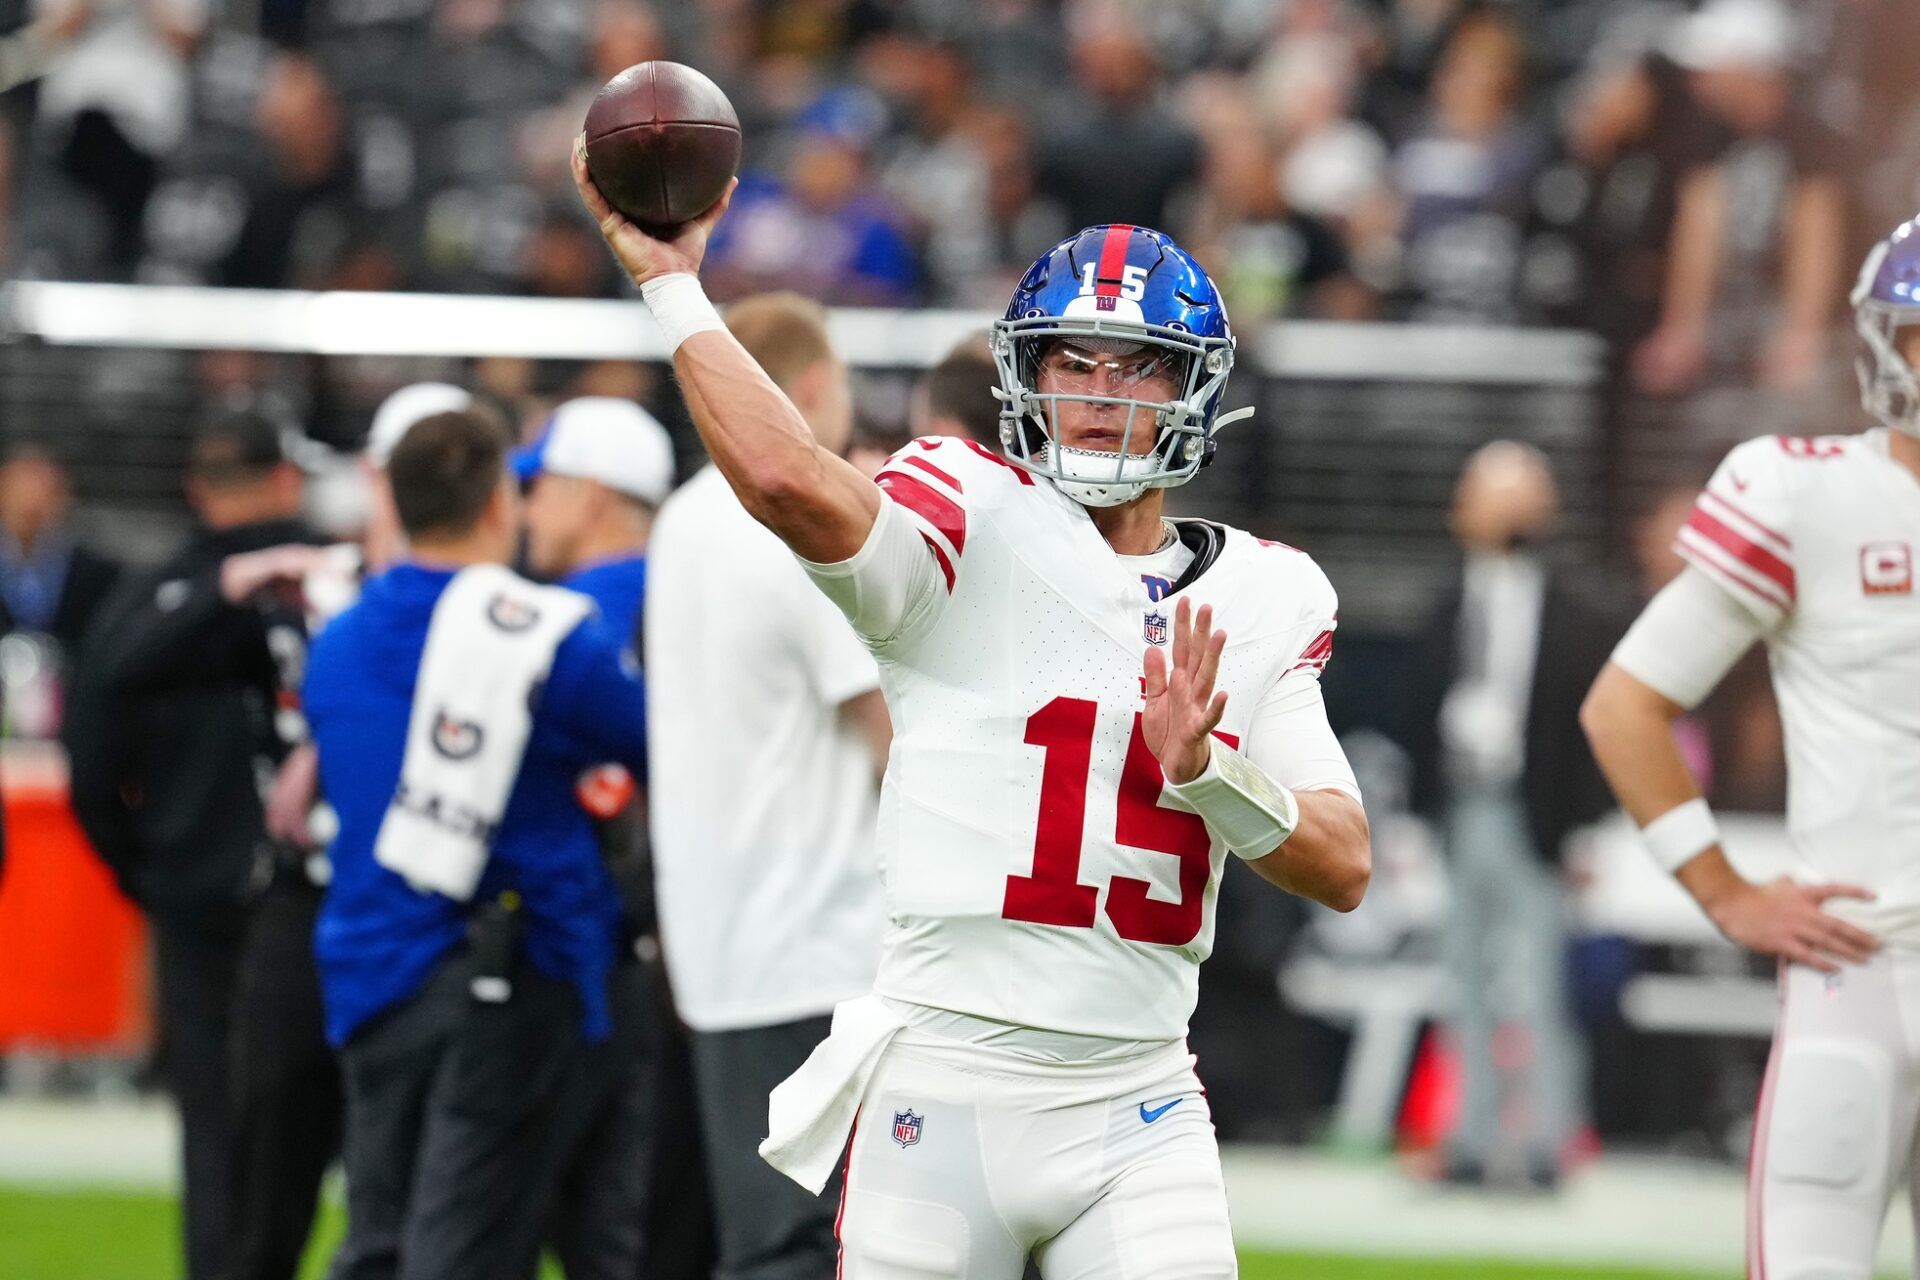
[1143,597,1229,786]
[571,137,736,287]
[1710,877,1879,973]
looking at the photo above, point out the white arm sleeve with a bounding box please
[1242,668,1362,803]
[798,497,946,653]
[1610,565,1766,710]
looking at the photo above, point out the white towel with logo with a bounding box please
[759,994,907,1193]
[374,564,593,900]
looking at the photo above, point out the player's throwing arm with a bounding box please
[571,141,878,564]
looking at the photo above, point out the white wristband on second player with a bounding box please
[641,273,725,354]
[1639,797,1720,873]
[1164,742,1300,860]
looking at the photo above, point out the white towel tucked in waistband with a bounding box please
[759,994,907,1193]
[375,564,593,900]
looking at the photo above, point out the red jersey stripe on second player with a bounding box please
[1680,504,1795,603]
[1698,488,1790,557]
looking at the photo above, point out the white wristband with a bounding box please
[1164,743,1300,860]
[1639,797,1720,873]
[641,273,725,354]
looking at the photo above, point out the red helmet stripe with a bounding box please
[1093,224,1135,297]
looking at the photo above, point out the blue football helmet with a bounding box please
[1853,216,1920,436]
[991,225,1250,507]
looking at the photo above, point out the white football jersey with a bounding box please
[1678,428,1920,943]
[803,436,1360,1042]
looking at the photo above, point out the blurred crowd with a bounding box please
[0,0,1913,360]
[7,0,1917,1258]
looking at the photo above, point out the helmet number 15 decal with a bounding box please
[1003,696,1238,947]
[1079,262,1148,301]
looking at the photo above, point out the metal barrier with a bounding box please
[2,281,1608,629]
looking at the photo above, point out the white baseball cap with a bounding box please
[365,382,474,467]
[1668,0,1795,71]
[512,397,675,506]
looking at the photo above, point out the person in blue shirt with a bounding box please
[701,88,920,307]
[305,407,648,1280]
[516,395,711,1278]
[517,394,673,627]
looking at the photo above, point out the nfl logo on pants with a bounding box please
[892,1109,923,1148]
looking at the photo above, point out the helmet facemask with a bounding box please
[1850,232,1920,438]
[990,315,1238,508]
[1855,297,1920,437]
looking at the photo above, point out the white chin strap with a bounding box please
[1043,441,1160,507]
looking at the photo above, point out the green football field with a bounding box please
[0,1185,1738,1280]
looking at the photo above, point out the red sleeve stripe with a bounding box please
[960,438,1033,484]
[898,453,961,492]
[1676,513,1794,612]
[1094,224,1136,296]
[1699,489,1790,556]
[1684,504,1794,595]
[920,534,956,592]
[877,470,966,555]
[1290,628,1335,674]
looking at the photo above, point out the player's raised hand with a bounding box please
[1704,876,1880,973]
[572,136,736,287]
[1142,597,1229,786]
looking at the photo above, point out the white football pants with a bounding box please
[1751,948,1920,1278]
[835,1032,1236,1279]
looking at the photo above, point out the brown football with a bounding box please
[583,61,741,235]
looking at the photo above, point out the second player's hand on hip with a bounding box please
[1706,876,1880,973]
[571,136,737,288]
[1143,597,1228,786]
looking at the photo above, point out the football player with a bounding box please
[574,146,1370,1279]
[1582,218,1920,1276]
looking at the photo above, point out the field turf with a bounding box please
[0,1185,1750,1279]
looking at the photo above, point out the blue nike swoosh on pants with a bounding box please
[1138,1098,1184,1124]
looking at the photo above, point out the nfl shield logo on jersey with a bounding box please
[891,1109,923,1148]
[1144,611,1168,645]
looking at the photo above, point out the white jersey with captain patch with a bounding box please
[1679,428,1920,944]
[802,436,1359,1042]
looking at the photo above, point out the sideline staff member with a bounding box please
[516,395,687,1278]
[646,293,889,1279]
[306,409,649,1280]
[66,407,320,1280]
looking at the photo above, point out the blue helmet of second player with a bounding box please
[991,224,1249,507]
[1853,216,1920,436]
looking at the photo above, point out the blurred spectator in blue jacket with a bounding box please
[703,85,918,305]
[0,443,119,669]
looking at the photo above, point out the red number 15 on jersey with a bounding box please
[1002,696,1236,947]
